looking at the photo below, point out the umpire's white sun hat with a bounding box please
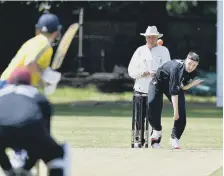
[140,26,163,38]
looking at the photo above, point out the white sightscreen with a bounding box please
[217,0,223,107]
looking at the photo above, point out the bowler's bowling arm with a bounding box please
[182,83,192,90]
[182,81,197,90]
[171,95,179,115]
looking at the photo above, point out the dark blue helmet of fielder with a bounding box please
[35,13,62,33]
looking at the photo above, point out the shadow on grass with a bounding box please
[53,101,223,118]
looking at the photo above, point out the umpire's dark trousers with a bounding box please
[148,82,186,140]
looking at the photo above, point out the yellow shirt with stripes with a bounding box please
[1,34,53,86]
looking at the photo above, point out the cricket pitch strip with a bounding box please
[35,148,222,176]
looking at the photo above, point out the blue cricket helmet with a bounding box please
[35,13,62,33]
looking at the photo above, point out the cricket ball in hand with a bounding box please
[157,39,163,46]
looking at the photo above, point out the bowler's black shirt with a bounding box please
[152,60,197,95]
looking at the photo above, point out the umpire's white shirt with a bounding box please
[128,45,171,93]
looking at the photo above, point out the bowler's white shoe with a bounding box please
[151,143,161,148]
[170,138,180,149]
[151,130,162,141]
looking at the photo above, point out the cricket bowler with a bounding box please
[148,52,203,149]
[0,67,72,176]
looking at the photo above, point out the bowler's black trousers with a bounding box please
[148,82,187,140]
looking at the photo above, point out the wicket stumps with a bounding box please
[131,93,149,148]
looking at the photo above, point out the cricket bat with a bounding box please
[36,24,80,173]
[51,23,79,70]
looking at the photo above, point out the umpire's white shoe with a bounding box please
[151,130,162,141]
[170,137,180,149]
[134,142,139,148]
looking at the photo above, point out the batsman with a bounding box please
[0,13,63,168]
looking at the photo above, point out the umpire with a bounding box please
[128,26,170,147]
[0,67,71,176]
[148,52,204,149]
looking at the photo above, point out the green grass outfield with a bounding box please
[48,87,222,149]
[48,86,217,103]
[52,116,222,149]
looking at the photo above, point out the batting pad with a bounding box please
[47,143,72,176]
